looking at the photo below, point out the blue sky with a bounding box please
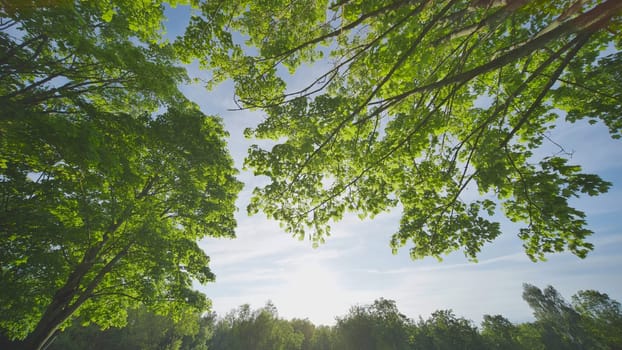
[165,6,622,326]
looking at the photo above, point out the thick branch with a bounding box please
[433,0,529,45]
[69,243,133,312]
[384,0,622,106]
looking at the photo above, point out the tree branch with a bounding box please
[262,0,420,62]
[501,33,591,147]
[384,0,622,106]
[281,0,457,193]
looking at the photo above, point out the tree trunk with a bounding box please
[8,241,132,350]
[8,268,94,350]
[9,324,61,350]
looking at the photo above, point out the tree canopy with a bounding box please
[333,298,411,350]
[178,0,622,261]
[2,0,621,348]
[1,1,241,349]
[47,305,213,350]
[208,302,305,350]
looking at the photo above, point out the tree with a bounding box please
[309,325,335,350]
[0,2,242,349]
[0,104,241,350]
[480,314,522,350]
[333,298,411,350]
[572,290,622,349]
[179,0,621,260]
[410,309,485,350]
[290,318,317,350]
[513,322,546,350]
[208,302,305,350]
[522,284,597,349]
[181,313,214,350]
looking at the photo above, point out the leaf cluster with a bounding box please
[178,0,621,261]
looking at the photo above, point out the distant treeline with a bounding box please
[48,284,622,350]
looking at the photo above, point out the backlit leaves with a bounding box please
[180,0,621,261]
[1,1,241,345]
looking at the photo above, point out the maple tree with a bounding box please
[178,0,622,261]
[1,2,240,349]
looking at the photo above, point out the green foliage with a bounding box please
[411,309,484,350]
[571,290,622,349]
[47,306,213,350]
[333,298,411,350]
[521,283,620,349]
[290,318,317,350]
[308,325,335,350]
[513,322,546,350]
[180,0,621,261]
[36,285,622,350]
[0,102,241,345]
[0,1,187,116]
[208,302,305,350]
[480,315,522,350]
[0,1,242,349]
[553,51,622,139]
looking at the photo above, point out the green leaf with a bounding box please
[181,0,621,261]
[102,8,115,22]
